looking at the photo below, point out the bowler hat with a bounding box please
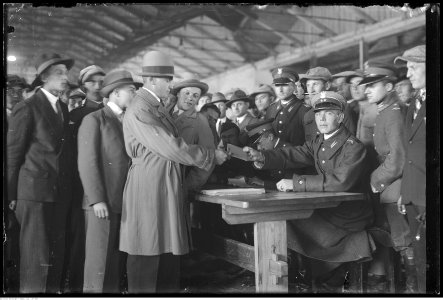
[245,118,275,145]
[170,73,208,96]
[312,91,346,112]
[394,45,426,64]
[300,67,332,84]
[358,62,398,86]
[225,89,252,108]
[210,92,227,104]
[35,53,74,76]
[138,50,174,77]
[78,65,105,85]
[271,67,299,84]
[100,70,143,98]
[249,83,275,99]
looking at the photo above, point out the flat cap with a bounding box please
[271,67,299,84]
[79,65,105,85]
[249,83,275,99]
[68,88,86,100]
[312,91,346,112]
[300,67,332,84]
[359,62,398,86]
[394,45,426,64]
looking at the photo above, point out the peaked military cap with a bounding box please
[245,118,275,145]
[271,67,299,84]
[312,91,346,112]
[358,62,398,86]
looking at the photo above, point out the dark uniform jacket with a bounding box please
[259,125,374,264]
[265,95,310,147]
[7,89,73,203]
[237,113,258,146]
[371,92,406,203]
[261,125,373,229]
[401,96,426,207]
[77,105,130,213]
[304,104,357,142]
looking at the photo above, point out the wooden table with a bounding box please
[192,190,365,293]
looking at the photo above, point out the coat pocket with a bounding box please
[380,178,401,204]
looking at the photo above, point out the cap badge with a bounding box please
[277,68,282,75]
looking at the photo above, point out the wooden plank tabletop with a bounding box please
[194,191,365,209]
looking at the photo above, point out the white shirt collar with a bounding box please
[107,101,123,116]
[324,128,340,140]
[143,87,161,103]
[236,114,247,123]
[218,116,227,123]
[40,88,59,112]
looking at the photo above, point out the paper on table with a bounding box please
[227,143,249,161]
[200,188,265,196]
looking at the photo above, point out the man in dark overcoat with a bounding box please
[395,45,427,293]
[7,53,75,293]
[245,91,374,292]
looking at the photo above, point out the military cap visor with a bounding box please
[312,91,346,112]
[271,67,299,84]
[245,118,274,145]
[358,66,397,86]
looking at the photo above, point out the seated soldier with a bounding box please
[245,91,375,293]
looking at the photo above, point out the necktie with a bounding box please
[413,90,425,120]
[56,100,64,123]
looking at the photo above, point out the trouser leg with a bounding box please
[406,204,426,293]
[127,254,160,293]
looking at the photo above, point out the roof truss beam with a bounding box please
[287,6,336,37]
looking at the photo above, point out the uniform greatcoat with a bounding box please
[265,95,309,147]
[260,125,374,267]
[119,88,214,256]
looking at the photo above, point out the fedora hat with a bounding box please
[170,73,208,96]
[100,70,143,98]
[210,92,227,104]
[249,83,275,99]
[225,89,252,108]
[36,53,74,76]
[138,50,174,77]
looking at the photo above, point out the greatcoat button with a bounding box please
[322,160,325,164]
[299,180,303,184]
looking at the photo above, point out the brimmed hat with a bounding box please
[100,70,143,98]
[300,67,332,84]
[358,62,398,86]
[200,103,220,115]
[69,88,86,100]
[35,53,74,76]
[170,73,209,96]
[312,91,346,112]
[345,69,365,83]
[332,70,357,79]
[210,92,227,104]
[271,67,299,84]
[225,89,252,108]
[249,83,275,99]
[245,118,275,144]
[78,65,105,85]
[394,45,426,64]
[7,75,29,89]
[138,50,174,77]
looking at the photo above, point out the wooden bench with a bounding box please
[192,190,366,293]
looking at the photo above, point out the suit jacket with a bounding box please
[7,89,73,203]
[401,98,426,207]
[265,95,310,147]
[371,92,406,203]
[77,105,130,213]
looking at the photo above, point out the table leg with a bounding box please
[254,221,288,293]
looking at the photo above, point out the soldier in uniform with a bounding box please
[301,67,356,142]
[265,67,309,147]
[359,62,416,292]
[63,64,107,292]
[394,45,427,293]
[245,91,374,292]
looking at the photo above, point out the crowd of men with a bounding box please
[5,44,427,294]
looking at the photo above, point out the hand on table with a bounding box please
[276,179,293,192]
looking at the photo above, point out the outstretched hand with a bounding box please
[242,147,264,163]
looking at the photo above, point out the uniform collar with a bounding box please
[324,128,340,140]
[377,91,398,113]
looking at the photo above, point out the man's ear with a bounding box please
[338,112,345,124]
[385,82,394,92]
